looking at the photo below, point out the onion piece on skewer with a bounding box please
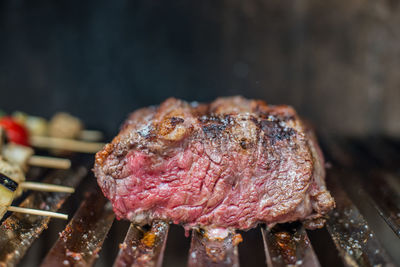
[0,157,74,196]
[2,143,71,171]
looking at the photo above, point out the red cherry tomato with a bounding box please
[0,116,29,146]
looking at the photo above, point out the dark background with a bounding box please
[1,0,399,137]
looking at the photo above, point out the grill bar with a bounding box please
[113,221,169,267]
[351,139,400,237]
[187,229,240,267]
[0,167,87,267]
[41,189,115,267]
[328,138,400,238]
[261,224,320,267]
[325,168,395,267]
[355,170,400,238]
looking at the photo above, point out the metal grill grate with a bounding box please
[0,137,399,266]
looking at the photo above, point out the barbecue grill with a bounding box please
[0,136,399,267]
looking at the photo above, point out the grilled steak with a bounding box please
[94,96,334,230]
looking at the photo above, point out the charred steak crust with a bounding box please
[94,96,335,230]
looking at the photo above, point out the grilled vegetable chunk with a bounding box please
[0,173,17,219]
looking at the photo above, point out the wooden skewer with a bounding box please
[7,206,68,220]
[20,181,75,193]
[79,129,103,142]
[2,143,71,170]
[27,155,71,169]
[30,136,105,154]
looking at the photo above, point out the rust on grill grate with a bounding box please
[187,228,240,267]
[41,188,115,267]
[261,224,320,267]
[0,167,87,267]
[113,221,169,267]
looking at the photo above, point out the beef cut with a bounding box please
[94,96,335,230]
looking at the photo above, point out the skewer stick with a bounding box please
[30,136,105,154]
[20,181,75,193]
[79,129,103,142]
[28,155,71,169]
[7,206,68,220]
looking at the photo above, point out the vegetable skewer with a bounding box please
[0,114,105,154]
[0,157,74,196]
[15,111,103,142]
[2,142,71,171]
[0,173,68,220]
[47,112,103,141]
[0,128,74,195]
[0,126,71,170]
[0,112,86,222]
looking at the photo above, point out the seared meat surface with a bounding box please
[94,96,334,230]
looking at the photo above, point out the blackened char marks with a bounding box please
[260,120,296,145]
[199,115,233,139]
[239,138,249,149]
[202,124,226,139]
[170,117,185,126]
